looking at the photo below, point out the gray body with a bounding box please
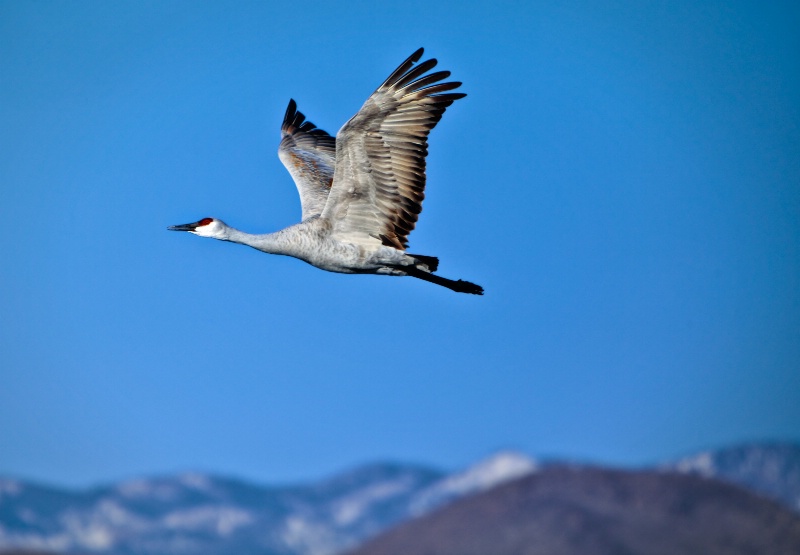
[222,218,411,276]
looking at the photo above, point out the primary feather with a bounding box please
[323,48,466,250]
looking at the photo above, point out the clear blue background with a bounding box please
[1,1,798,487]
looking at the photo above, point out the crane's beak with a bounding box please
[167,222,199,232]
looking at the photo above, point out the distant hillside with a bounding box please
[0,453,535,555]
[346,465,800,555]
[2,442,799,555]
[665,441,800,511]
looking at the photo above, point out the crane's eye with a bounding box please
[198,218,214,226]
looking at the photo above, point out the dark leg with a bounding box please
[404,266,484,295]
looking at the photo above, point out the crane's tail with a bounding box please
[404,265,484,295]
[408,253,439,272]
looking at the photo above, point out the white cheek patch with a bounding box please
[192,221,224,238]
[193,225,214,237]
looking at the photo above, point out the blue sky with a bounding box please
[1,1,798,488]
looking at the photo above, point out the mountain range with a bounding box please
[665,441,800,511]
[1,442,798,555]
[347,465,800,555]
[0,452,535,555]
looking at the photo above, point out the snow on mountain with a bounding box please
[0,463,447,555]
[277,463,445,555]
[664,442,800,512]
[409,451,538,515]
[1,443,797,555]
[347,465,800,555]
[0,455,541,555]
[329,474,420,526]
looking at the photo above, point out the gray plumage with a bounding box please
[169,48,483,295]
[277,99,336,221]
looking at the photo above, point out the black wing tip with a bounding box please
[281,99,334,142]
[383,50,466,101]
[381,48,429,89]
[438,92,467,101]
[285,98,297,118]
[282,98,301,130]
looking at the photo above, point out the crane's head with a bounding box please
[167,217,227,239]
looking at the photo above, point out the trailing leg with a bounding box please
[404,266,484,295]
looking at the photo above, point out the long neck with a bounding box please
[223,227,290,255]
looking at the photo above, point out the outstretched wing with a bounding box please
[320,48,465,250]
[278,99,337,221]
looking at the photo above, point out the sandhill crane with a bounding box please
[169,48,483,295]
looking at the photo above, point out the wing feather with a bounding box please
[277,99,336,221]
[321,48,465,250]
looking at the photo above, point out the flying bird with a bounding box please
[169,48,483,295]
